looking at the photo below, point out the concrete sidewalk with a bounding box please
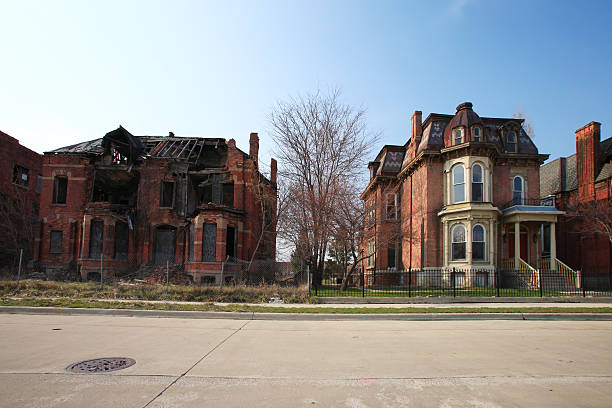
[0,314,611,407]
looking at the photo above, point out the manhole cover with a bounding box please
[67,357,135,373]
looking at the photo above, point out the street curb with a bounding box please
[1,306,612,321]
[318,297,612,304]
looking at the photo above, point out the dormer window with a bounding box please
[453,127,464,145]
[506,131,517,153]
[472,126,482,142]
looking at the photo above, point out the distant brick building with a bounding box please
[540,122,611,275]
[361,102,569,286]
[0,130,42,267]
[37,126,277,283]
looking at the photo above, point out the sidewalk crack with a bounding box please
[142,320,250,407]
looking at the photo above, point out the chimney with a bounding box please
[411,110,423,151]
[270,158,277,185]
[576,121,601,200]
[227,138,236,149]
[249,132,259,165]
[169,131,174,137]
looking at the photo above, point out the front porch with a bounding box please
[501,199,580,289]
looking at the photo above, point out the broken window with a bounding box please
[226,226,236,259]
[197,174,232,206]
[153,225,176,265]
[111,148,128,165]
[222,182,234,207]
[13,165,29,187]
[387,242,397,269]
[36,175,42,193]
[49,230,63,254]
[202,223,217,262]
[89,220,104,259]
[114,222,129,260]
[160,181,175,208]
[52,177,67,204]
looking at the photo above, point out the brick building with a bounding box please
[0,130,42,268]
[37,126,277,283]
[361,102,570,286]
[540,122,611,277]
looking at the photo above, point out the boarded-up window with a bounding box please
[222,182,234,207]
[114,222,129,260]
[226,226,236,259]
[50,230,63,253]
[154,225,176,265]
[53,177,67,204]
[89,220,104,259]
[188,224,194,261]
[160,181,174,208]
[202,223,217,262]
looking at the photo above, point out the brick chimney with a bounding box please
[411,111,423,156]
[270,158,277,185]
[249,132,259,165]
[576,121,601,200]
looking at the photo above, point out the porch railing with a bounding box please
[517,258,539,289]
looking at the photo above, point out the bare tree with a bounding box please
[270,89,377,285]
[512,107,535,139]
[567,198,612,245]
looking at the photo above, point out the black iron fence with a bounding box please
[313,267,612,298]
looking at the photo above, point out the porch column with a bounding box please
[443,220,449,267]
[550,222,557,271]
[514,221,520,269]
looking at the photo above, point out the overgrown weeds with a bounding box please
[0,280,311,303]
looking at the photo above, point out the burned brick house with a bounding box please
[37,126,277,284]
[0,130,43,268]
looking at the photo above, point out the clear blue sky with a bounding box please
[1,0,611,172]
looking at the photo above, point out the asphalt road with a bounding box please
[0,314,611,407]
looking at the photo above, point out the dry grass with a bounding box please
[0,280,312,304]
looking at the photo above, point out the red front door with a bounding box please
[508,231,528,260]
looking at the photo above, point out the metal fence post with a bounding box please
[581,270,586,298]
[496,268,500,297]
[452,267,456,298]
[538,268,543,297]
[166,260,169,291]
[16,248,23,284]
[307,264,311,297]
[361,265,365,298]
[408,267,412,298]
[100,253,103,285]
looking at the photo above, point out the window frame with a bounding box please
[160,180,175,208]
[452,164,466,204]
[451,224,467,261]
[512,176,525,205]
[506,131,517,153]
[471,126,482,142]
[12,164,29,187]
[471,163,484,202]
[472,224,486,261]
[52,176,68,204]
[453,127,465,145]
[385,192,398,220]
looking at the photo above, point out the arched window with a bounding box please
[453,127,464,145]
[471,163,483,202]
[472,225,485,261]
[472,126,482,142]
[452,165,465,203]
[451,224,466,261]
[506,131,517,153]
[512,176,524,205]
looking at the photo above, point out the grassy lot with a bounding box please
[2,297,612,314]
[0,280,311,303]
